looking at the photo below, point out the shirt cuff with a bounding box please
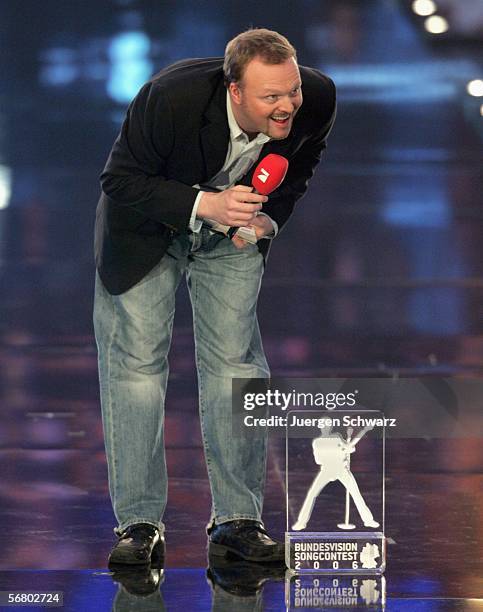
[189,191,204,233]
[257,212,278,239]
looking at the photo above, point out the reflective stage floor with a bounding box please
[0,566,482,611]
[0,438,481,610]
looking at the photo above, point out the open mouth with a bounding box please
[270,115,290,126]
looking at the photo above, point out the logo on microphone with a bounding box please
[257,168,270,183]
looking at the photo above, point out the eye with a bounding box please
[265,95,278,102]
[291,87,301,96]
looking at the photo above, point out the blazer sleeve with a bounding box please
[261,79,336,233]
[99,81,198,232]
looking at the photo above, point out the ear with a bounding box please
[228,81,242,105]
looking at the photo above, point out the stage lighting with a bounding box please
[424,15,449,34]
[412,0,437,17]
[0,165,12,210]
[466,79,483,97]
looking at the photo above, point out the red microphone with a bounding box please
[251,153,289,195]
[228,154,289,239]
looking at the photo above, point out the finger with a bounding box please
[230,217,256,226]
[234,193,268,204]
[230,201,264,212]
[238,209,263,220]
[231,235,248,249]
[252,225,266,239]
[231,185,254,192]
[231,212,259,224]
[227,213,261,224]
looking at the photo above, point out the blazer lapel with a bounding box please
[200,79,230,182]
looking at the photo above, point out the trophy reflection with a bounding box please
[285,573,386,610]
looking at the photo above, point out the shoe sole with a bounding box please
[208,542,285,563]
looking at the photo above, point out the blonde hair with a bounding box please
[224,28,297,85]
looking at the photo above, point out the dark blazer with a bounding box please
[94,57,336,295]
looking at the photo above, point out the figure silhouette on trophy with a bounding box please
[292,423,379,530]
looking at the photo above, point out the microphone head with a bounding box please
[251,154,289,195]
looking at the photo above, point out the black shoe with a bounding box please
[208,520,285,563]
[110,565,164,596]
[207,557,285,597]
[108,523,165,567]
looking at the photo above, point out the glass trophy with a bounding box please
[286,410,385,574]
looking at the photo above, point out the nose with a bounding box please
[278,97,295,114]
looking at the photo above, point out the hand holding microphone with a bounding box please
[197,154,289,244]
[228,154,289,243]
[198,185,266,227]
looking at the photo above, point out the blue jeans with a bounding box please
[93,229,270,535]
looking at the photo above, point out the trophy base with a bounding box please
[286,531,385,574]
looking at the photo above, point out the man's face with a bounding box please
[228,56,303,140]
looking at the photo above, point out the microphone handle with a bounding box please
[228,187,260,239]
[227,226,239,239]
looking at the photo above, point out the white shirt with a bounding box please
[189,90,278,237]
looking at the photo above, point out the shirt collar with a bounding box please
[226,90,270,145]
